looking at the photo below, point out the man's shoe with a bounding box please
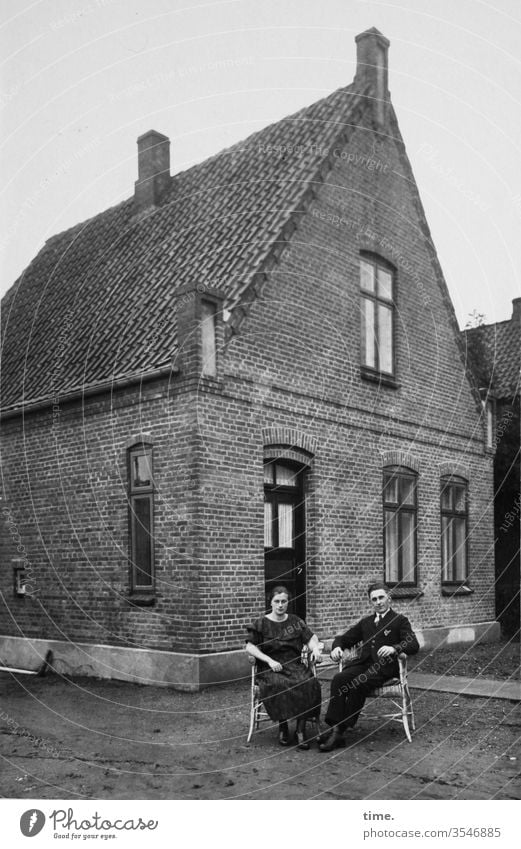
[318,729,345,752]
[317,727,333,745]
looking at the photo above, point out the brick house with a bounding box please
[1,29,498,689]
[463,299,521,638]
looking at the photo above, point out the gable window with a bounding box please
[128,444,155,592]
[360,255,395,377]
[441,476,468,584]
[383,466,417,586]
[201,299,217,377]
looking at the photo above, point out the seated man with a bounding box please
[319,581,419,751]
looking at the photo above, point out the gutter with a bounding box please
[0,364,179,421]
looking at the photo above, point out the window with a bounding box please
[13,562,26,597]
[263,462,300,549]
[128,444,154,592]
[360,255,395,376]
[201,299,217,376]
[441,476,468,584]
[383,466,417,585]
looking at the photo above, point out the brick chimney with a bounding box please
[134,130,170,214]
[354,27,390,128]
[512,297,521,325]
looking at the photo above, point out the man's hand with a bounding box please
[310,648,322,664]
[331,646,343,662]
[377,645,396,658]
[268,659,283,672]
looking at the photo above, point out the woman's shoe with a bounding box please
[296,731,310,750]
[278,723,289,746]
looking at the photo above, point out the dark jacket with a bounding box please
[332,609,419,673]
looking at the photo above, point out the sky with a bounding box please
[1,0,520,326]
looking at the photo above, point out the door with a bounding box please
[264,460,306,617]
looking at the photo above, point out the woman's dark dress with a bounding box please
[247,614,322,722]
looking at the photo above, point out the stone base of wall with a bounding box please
[0,620,501,691]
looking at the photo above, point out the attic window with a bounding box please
[360,255,395,380]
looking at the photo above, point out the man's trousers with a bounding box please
[324,661,396,731]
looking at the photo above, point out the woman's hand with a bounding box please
[310,648,322,664]
[268,660,283,672]
[331,646,343,662]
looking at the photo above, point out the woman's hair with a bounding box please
[268,585,290,602]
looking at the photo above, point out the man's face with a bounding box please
[370,589,391,615]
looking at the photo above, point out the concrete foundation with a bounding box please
[0,620,501,691]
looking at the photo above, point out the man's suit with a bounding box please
[325,608,419,730]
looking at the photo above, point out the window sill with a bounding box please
[390,587,424,600]
[125,594,156,607]
[442,584,473,597]
[360,366,400,389]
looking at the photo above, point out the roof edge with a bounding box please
[0,363,179,420]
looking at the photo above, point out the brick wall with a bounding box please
[0,378,205,652]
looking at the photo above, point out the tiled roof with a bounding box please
[463,314,521,400]
[1,83,366,411]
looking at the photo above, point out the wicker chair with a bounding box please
[320,644,415,742]
[246,646,321,743]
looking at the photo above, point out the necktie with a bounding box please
[375,614,381,624]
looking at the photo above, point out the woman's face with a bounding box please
[271,592,289,616]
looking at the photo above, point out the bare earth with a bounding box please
[409,639,520,681]
[1,644,520,801]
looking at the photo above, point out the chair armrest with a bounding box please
[397,652,408,684]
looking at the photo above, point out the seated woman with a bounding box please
[245,585,322,749]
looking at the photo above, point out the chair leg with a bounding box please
[402,711,412,743]
[247,695,257,743]
[402,685,414,742]
[407,687,416,731]
[247,709,255,743]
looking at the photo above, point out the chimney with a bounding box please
[354,27,390,128]
[134,130,170,214]
[512,297,521,325]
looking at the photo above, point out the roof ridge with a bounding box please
[168,82,357,183]
[464,318,513,331]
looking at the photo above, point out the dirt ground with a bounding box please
[1,653,520,800]
[409,637,520,681]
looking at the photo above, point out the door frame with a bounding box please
[263,458,307,618]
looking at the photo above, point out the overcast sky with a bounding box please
[1,0,520,325]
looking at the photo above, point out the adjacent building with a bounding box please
[463,299,521,638]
